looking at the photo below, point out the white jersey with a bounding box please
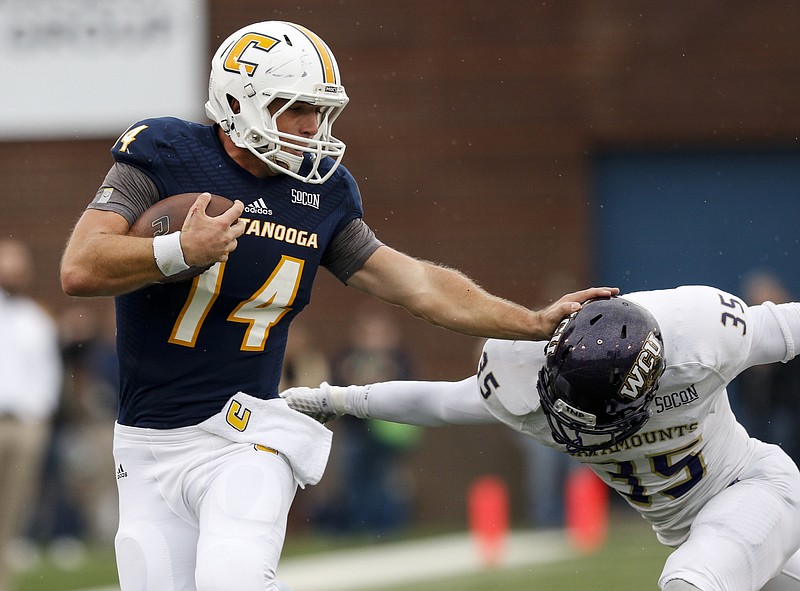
[281,284,800,589]
[478,285,798,547]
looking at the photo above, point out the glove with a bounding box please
[280,382,348,424]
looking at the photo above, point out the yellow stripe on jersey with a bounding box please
[288,23,337,84]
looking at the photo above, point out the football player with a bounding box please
[282,285,800,591]
[59,20,616,591]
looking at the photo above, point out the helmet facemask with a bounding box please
[538,366,658,453]
[227,84,347,183]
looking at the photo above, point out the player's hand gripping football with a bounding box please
[280,382,352,424]
[180,193,246,268]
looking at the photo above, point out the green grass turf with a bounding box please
[11,545,118,591]
[353,517,672,591]
[10,515,671,591]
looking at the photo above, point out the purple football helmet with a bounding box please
[537,297,666,453]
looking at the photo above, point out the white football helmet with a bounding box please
[205,21,349,184]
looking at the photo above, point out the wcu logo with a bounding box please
[618,332,664,400]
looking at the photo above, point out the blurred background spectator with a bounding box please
[279,322,332,393]
[516,436,578,529]
[314,303,422,536]
[732,271,800,466]
[279,320,333,533]
[0,239,62,591]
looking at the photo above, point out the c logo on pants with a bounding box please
[226,399,251,432]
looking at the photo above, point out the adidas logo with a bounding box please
[244,198,273,215]
[116,464,128,480]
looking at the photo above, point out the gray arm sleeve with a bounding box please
[321,218,383,284]
[88,163,161,226]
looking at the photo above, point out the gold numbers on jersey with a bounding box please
[228,256,304,351]
[599,436,706,507]
[169,263,225,347]
[168,256,304,351]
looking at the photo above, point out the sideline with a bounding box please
[78,529,572,591]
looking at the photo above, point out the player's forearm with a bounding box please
[363,378,491,425]
[351,249,542,339]
[61,232,163,296]
[351,248,616,340]
[402,263,543,339]
[61,207,176,296]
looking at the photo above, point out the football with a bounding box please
[128,192,235,283]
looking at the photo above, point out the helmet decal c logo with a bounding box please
[223,33,280,76]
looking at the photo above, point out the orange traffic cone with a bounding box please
[565,465,609,553]
[467,475,510,568]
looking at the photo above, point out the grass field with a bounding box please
[11,513,672,591]
[360,521,671,591]
[344,515,673,591]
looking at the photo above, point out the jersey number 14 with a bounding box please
[168,255,304,351]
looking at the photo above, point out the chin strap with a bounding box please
[269,150,304,174]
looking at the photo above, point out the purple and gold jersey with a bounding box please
[109,117,364,428]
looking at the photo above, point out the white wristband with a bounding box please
[343,384,371,418]
[153,232,190,277]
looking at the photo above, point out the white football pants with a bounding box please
[113,422,297,591]
[659,442,800,591]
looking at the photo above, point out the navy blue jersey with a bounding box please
[112,117,364,428]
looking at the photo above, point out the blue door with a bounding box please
[592,151,800,297]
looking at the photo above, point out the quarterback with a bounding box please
[59,20,615,591]
[283,285,800,591]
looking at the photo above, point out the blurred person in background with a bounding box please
[278,321,332,532]
[279,322,331,394]
[733,271,800,466]
[25,304,119,567]
[0,239,62,591]
[56,305,119,542]
[516,433,577,528]
[317,304,421,535]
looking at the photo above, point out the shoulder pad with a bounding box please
[480,339,545,416]
[110,117,201,170]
